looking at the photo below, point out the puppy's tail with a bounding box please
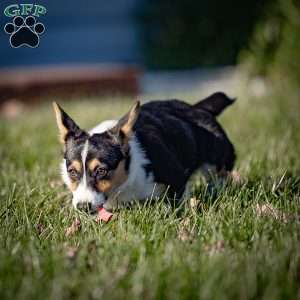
[194,92,236,117]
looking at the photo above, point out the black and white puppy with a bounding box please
[53,92,235,212]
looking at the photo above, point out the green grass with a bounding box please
[0,91,300,300]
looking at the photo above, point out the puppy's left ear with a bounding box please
[110,101,140,144]
[52,102,84,144]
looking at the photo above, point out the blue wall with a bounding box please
[0,0,142,68]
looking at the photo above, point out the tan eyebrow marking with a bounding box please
[88,158,101,172]
[69,160,82,173]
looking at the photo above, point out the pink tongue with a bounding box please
[96,207,113,223]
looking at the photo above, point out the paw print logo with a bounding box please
[4,16,45,48]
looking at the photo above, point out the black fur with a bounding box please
[87,133,124,170]
[193,92,235,116]
[135,92,236,199]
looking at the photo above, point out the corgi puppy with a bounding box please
[53,92,235,212]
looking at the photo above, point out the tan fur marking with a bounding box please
[88,158,101,172]
[96,160,128,194]
[52,102,68,144]
[67,160,82,191]
[121,101,140,137]
[69,181,79,191]
[71,160,82,173]
[96,180,112,194]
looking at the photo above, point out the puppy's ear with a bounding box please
[110,101,140,145]
[52,102,83,144]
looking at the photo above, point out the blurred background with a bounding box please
[0,0,299,115]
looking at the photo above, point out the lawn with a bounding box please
[0,89,299,300]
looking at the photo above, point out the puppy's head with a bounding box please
[52,102,140,212]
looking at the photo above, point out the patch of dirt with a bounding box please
[36,223,45,235]
[255,203,288,223]
[65,218,81,237]
[177,217,195,242]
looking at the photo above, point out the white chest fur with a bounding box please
[89,120,164,209]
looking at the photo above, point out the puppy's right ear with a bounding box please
[52,102,83,144]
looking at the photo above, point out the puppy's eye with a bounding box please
[68,168,78,179]
[95,167,108,179]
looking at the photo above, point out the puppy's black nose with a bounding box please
[76,202,92,212]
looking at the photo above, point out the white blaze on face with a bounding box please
[81,140,89,185]
[71,140,105,209]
